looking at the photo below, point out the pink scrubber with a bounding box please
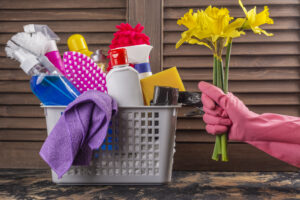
[63,51,107,93]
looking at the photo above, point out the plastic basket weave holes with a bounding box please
[69,110,162,177]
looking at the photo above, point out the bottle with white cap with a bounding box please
[116,44,153,79]
[106,48,144,106]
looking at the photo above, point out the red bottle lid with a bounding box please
[110,48,128,67]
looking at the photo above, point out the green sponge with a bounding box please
[140,67,185,105]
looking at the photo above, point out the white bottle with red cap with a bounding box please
[106,48,144,106]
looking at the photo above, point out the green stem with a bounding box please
[217,58,224,158]
[224,39,232,94]
[218,58,224,90]
[211,57,229,162]
[213,56,217,85]
[221,134,228,161]
[212,56,220,161]
[219,38,232,162]
[216,58,222,89]
[218,59,228,162]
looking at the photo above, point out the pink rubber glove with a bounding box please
[198,81,300,168]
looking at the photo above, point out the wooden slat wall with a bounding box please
[0,0,126,168]
[164,0,300,171]
[1,0,299,171]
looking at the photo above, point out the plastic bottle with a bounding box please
[67,34,93,57]
[106,48,144,106]
[117,45,153,79]
[15,46,80,105]
[91,49,107,72]
[30,75,80,105]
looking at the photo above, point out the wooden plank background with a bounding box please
[163,0,300,171]
[0,0,299,171]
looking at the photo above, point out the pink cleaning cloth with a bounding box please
[198,81,300,168]
[63,51,107,93]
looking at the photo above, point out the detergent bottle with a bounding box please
[117,44,153,79]
[106,48,144,106]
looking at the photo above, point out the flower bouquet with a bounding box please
[176,0,274,161]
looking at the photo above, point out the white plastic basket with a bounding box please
[43,105,180,185]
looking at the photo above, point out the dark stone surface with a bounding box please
[0,169,300,199]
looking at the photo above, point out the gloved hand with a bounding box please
[198,81,300,168]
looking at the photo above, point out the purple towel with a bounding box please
[40,90,118,178]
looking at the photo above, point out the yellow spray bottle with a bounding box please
[67,34,93,57]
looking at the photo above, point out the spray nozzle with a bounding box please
[23,24,60,41]
[116,44,152,64]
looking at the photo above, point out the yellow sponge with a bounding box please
[140,67,185,105]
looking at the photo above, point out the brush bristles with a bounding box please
[11,32,49,55]
[5,46,15,60]
[5,40,20,60]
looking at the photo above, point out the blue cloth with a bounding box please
[40,90,118,178]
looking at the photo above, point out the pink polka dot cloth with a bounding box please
[63,51,107,94]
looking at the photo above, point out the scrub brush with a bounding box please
[63,51,107,93]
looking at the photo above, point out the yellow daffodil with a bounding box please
[177,9,198,29]
[176,9,212,49]
[239,0,274,36]
[204,6,245,44]
[176,7,245,57]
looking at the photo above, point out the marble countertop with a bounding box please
[0,169,299,200]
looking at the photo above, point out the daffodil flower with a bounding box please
[175,7,245,57]
[239,0,274,36]
[176,9,212,49]
[175,1,274,163]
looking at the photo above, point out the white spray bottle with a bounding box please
[23,24,65,74]
[116,44,153,79]
[106,48,144,106]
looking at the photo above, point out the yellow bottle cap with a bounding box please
[67,34,93,56]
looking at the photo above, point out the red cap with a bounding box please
[110,48,128,67]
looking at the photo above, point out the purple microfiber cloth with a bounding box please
[39,90,118,178]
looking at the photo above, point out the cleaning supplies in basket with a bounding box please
[5,26,80,105]
[106,48,144,106]
[40,90,118,178]
[63,51,107,93]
